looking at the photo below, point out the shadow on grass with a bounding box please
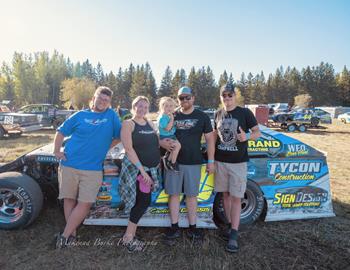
[332,198,350,219]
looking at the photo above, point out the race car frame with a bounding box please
[0,125,334,230]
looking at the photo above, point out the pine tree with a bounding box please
[171,68,187,97]
[146,71,158,111]
[105,71,117,107]
[73,62,83,78]
[95,62,105,86]
[81,59,96,81]
[336,66,350,106]
[218,70,228,87]
[158,66,173,97]
[238,72,248,101]
[120,64,134,107]
[0,63,15,101]
[188,67,199,96]
[130,65,148,101]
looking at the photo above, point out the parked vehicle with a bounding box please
[268,103,289,114]
[202,109,215,127]
[17,104,75,129]
[271,108,332,133]
[116,108,132,121]
[337,112,350,123]
[0,125,334,229]
[0,112,41,138]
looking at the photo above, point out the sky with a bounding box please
[1,0,349,83]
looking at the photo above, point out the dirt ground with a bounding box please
[0,121,350,270]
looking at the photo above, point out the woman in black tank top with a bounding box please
[120,96,160,252]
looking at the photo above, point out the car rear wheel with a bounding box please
[0,172,43,229]
[213,180,265,227]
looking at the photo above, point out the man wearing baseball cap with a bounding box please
[160,86,215,241]
[214,83,261,252]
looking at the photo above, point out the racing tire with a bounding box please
[287,123,297,132]
[310,117,320,127]
[0,126,5,138]
[9,133,22,139]
[213,181,265,227]
[52,119,63,130]
[0,172,43,230]
[277,115,287,123]
[298,124,307,132]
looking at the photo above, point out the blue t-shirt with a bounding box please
[57,108,121,171]
[158,114,176,137]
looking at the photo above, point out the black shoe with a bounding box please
[187,228,204,240]
[162,156,169,170]
[67,235,77,246]
[165,227,181,239]
[123,238,146,253]
[221,226,230,241]
[166,160,174,170]
[173,162,180,172]
[226,236,239,253]
[55,233,68,249]
[166,160,180,172]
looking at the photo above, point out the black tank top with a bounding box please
[132,120,160,168]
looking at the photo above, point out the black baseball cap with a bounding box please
[220,83,235,95]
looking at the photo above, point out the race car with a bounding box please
[0,125,334,230]
[272,108,332,126]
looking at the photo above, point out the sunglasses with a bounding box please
[221,93,233,98]
[178,95,192,101]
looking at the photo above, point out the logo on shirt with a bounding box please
[139,130,155,135]
[84,118,108,125]
[217,116,238,151]
[175,119,198,130]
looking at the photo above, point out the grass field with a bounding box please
[0,121,349,270]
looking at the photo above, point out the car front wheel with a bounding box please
[213,180,265,227]
[0,172,43,230]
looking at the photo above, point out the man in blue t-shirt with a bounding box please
[53,86,121,249]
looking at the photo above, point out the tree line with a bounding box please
[0,51,349,110]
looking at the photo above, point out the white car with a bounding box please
[337,112,350,123]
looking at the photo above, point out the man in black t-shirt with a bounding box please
[160,86,215,241]
[214,83,261,253]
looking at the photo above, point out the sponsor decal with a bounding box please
[150,207,211,214]
[286,144,309,157]
[37,156,58,163]
[248,134,282,156]
[273,188,328,208]
[4,115,14,124]
[268,160,322,181]
[16,187,32,213]
[247,163,256,176]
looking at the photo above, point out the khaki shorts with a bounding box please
[58,165,103,203]
[214,161,247,198]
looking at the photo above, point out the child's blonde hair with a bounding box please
[158,97,177,114]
